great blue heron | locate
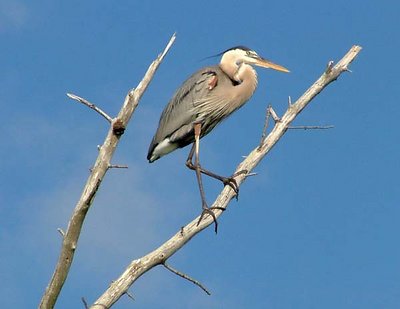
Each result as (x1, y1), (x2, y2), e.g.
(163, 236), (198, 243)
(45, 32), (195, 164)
(148, 46), (289, 232)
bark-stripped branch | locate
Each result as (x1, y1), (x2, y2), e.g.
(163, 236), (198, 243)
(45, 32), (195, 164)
(67, 93), (113, 123)
(90, 45), (362, 308)
(39, 33), (176, 309)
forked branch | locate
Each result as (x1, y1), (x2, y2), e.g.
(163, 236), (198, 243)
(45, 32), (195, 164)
(90, 46), (362, 308)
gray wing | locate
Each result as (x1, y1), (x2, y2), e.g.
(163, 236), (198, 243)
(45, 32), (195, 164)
(148, 66), (221, 158)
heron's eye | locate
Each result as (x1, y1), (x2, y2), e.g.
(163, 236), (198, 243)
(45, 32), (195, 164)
(246, 50), (257, 58)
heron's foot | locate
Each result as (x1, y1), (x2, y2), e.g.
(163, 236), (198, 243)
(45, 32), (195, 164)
(222, 169), (248, 199)
(197, 205), (225, 234)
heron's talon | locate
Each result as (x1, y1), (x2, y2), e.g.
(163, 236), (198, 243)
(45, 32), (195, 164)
(197, 206), (225, 233)
(222, 176), (240, 196)
(223, 169), (248, 198)
(197, 208), (218, 233)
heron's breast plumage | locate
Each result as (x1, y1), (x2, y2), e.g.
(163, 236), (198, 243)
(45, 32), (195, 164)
(192, 65), (258, 136)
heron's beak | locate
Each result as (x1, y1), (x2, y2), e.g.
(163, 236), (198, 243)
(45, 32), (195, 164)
(254, 57), (290, 73)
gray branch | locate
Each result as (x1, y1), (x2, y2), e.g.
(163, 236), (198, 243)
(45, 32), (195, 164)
(288, 125), (334, 130)
(90, 45), (362, 308)
(108, 164), (129, 169)
(39, 33), (176, 309)
(163, 262), (211, 295)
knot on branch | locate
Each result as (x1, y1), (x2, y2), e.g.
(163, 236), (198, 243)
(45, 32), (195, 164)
(112, 119), (126, 136)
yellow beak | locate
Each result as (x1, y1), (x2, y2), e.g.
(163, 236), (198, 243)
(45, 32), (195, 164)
(254, 57), (290, 73)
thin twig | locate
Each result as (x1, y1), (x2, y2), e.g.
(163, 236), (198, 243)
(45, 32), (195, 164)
(288, 96), (292, 107)
(125, 291), (135, 301)
(288, 125), (334, 130)
(108, 164), (129, 169)
(57, 228), (65, 237)
(325, 60), (335, 74)
(268, 106), (281, 122)
(259, 105), (281, 149)
(259, 105), (271, 147)
(67, 93), (113, 123)
(81, 297), (89, 309)
(163, 262), (211, 295)
(246, 172), (258, 177)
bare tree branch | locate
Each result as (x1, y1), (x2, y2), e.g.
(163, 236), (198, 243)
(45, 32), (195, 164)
(56, 228), (65, 237)
(67, 93), (113, 123)
(39, 33), (176, 309)
(288, 125), (334, 130)
(163, 262), (211, 295)
(108, 164), (129, 169)
(124, 290), (135, 301)
(90, 45), (362, 309)
(267, 105), (281, 123)
(259, 105), (273, 144)
(259, 105), (281, 147)
(82, 297), (89, 309)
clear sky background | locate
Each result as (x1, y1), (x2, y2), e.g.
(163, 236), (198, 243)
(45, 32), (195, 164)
(1, 1), (399, 308)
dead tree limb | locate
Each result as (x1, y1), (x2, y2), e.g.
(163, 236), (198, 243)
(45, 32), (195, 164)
(39, 33), (176, 309)
(66, 93), (113, 123)
(90, 45), (362, 309)
(163, 262), (211, 295)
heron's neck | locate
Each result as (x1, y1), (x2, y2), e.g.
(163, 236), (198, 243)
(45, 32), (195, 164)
(231, 63), (258, 98)
(218, 62), (258, 111)
(220, 58), (257, 85)
(235, 63), (258, 87)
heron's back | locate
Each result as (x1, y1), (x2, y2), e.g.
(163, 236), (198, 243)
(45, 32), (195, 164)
(147, 64), (257, 162)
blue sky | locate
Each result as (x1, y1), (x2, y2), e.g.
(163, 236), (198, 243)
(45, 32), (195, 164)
(1, 1), (399, 308)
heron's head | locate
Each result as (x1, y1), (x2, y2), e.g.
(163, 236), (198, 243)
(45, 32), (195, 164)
(220, 46), (290, 73)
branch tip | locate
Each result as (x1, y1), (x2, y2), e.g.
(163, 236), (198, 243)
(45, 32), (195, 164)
(246, 172), (258, 177)
(268, 106), (281, 122)
(125, 291), (135, 301)
(108, 164), (129, 169)
(325, 60), (335, 73)
(57, 228), (65, 237)
(288, 125), (334, 130)
(81, 297), (89, 309)
(157, 32), (177, 61)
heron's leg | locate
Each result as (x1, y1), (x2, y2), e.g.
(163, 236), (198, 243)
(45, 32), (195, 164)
(190, 123), (224, 233)
(193, 124), (208, 210)
(185, 143), (196, 168)
(186, 148), (246, 197)
(194, 168), (248, 197)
